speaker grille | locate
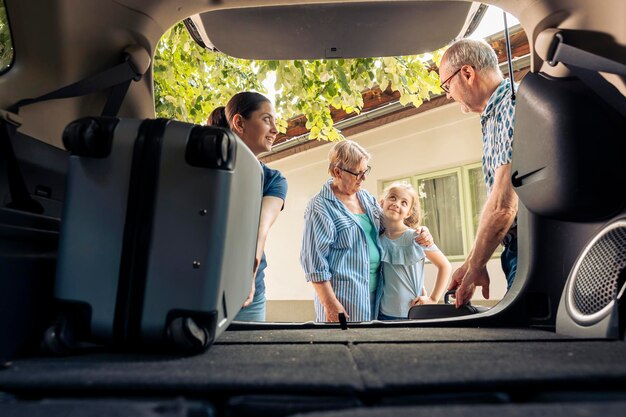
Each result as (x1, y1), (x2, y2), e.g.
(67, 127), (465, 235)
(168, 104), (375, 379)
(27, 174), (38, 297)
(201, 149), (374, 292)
(572, 225), (626, 315)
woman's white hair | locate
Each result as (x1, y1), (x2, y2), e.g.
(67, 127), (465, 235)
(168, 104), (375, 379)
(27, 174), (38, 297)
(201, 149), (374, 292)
(328, 140), (371, 176)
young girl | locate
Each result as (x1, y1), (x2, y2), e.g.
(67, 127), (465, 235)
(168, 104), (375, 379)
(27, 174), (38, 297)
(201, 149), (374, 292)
(378, 182), (451, 320)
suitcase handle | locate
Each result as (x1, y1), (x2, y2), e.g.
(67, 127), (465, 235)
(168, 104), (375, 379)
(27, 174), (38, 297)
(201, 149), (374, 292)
(185, 126), (236, 170)
(444, 289), (456, 305)
(63, 117), (118, 158)
(444, 289), (480, 310)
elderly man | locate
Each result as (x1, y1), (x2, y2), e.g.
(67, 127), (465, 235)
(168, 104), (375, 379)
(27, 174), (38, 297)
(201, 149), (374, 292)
(438, 38), (518, 307)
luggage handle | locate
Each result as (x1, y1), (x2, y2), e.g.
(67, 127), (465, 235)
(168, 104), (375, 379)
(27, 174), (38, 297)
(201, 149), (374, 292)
(443, 289), (479, 309)
(185, 126), (236, 171)
(63, 117), (119, 158)
(444, 289), (456, 305)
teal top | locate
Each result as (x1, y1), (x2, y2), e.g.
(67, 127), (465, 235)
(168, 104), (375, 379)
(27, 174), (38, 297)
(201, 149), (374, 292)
(355, 213), (381, 293)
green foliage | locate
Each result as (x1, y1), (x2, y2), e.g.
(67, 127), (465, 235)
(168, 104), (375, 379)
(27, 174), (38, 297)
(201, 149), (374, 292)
(0, 1), (14, 73)
(154, 23), (265, 125)
(154, 22), (444, 141)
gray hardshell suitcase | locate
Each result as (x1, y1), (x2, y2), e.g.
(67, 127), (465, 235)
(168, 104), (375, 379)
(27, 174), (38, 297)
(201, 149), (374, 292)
(45, 117), (262, 353)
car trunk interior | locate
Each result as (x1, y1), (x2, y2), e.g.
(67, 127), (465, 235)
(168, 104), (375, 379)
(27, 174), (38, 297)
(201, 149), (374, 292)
(1, 0), (625, 416)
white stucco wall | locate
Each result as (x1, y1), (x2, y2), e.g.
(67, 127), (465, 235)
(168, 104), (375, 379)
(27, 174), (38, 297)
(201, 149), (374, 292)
(263, 102), (507, 311)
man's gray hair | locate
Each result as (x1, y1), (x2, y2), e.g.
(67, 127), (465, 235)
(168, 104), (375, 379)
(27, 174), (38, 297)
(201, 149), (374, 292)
(443, 38), (502, 76)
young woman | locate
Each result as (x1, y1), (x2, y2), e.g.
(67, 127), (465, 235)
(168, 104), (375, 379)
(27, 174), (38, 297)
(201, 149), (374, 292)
(208, 93), (287, 321)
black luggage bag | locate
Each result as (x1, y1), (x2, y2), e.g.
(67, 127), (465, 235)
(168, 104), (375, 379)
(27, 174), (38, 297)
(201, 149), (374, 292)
(408, 290), (488, 319)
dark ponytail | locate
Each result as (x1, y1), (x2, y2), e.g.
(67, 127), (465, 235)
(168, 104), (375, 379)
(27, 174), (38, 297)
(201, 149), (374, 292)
(208, 106), (228, 128)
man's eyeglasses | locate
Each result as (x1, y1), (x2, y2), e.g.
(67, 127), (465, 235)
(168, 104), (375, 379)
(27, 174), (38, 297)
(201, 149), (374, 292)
(439, 67), (463, 93)
(339, 165), (371, 180)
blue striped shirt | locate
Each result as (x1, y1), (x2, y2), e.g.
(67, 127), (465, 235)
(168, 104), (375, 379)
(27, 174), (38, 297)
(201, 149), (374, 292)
(300, 179), (383, 322)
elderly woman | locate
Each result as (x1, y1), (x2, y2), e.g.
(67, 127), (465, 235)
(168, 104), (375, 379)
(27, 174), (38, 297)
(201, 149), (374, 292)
(300, 140), (432, 322)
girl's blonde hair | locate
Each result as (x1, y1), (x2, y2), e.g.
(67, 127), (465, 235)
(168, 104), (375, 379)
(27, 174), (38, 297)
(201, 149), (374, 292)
(383, 182), (422, 228)
(328, 140), (371, 176)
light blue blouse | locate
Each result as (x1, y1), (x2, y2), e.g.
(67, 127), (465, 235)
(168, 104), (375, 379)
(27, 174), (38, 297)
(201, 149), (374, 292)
(379, 229), (440, 318)
(300, 179), (383, 322)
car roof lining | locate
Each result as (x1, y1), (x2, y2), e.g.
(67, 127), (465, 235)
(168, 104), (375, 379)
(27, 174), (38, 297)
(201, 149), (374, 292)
(191, 1), (480, 60)
(2, 0), (625, 153)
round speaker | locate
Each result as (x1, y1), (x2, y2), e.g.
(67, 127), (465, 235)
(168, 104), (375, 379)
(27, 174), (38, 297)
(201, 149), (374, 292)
(565, 220), (626, 326)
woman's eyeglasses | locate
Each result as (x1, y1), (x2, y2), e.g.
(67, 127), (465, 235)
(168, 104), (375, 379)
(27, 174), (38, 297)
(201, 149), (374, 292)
(339, 165), (371, 180)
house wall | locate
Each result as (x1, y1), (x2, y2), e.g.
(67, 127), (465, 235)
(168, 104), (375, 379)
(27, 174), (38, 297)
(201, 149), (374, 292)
(263, 102), (507, 322)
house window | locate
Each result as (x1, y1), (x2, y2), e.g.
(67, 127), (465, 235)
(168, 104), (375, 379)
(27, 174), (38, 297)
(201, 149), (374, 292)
(0, 0), (14, 74)
(464, 164), (487, 239)
(415, 169), (466, 258)
(382, 162), (498, 261)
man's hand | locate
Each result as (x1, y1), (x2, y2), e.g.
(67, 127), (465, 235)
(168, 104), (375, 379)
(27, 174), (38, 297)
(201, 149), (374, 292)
(448, 263), (467, 293)
(415, 226), (434, 247)
(448, 264), (490, 308)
